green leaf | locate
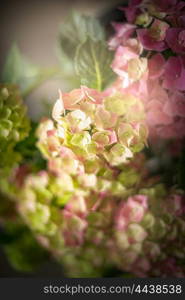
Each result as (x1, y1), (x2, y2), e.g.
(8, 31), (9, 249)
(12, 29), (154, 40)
(58, 11), (106, 89)
(59, 11), (105, 60)
(83, 15), (105, 42)
(2, 44), (58, 97)
(75, 37), (115, 91)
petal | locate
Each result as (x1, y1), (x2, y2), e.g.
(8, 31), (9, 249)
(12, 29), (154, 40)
(137, 28), (167, 51)
(148, 53), (165, 79)
(52, 93), (64, 121)
(163, 56), (182, 90)
(166, 28), (185, 54)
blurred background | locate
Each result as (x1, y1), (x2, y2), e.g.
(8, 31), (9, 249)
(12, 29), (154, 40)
(0, 0), (124, 120)
(0, 0), (126, 277)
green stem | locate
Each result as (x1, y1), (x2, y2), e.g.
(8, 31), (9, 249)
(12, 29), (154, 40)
(90, 42), (102, 91)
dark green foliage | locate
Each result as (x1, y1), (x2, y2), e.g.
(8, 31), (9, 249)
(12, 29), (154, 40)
(1, 222), (49, 272)
(15, 121), (46, 171)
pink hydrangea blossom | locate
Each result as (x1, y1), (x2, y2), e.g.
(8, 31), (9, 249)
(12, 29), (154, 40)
(166, 28), (185, 54)
(146, 100), (173, 126)
(137, 19), (169, 51)
(164, 92), (185, 117)
(163, 56), (185, 91)
(108, 23), (136, 49)
(115, 195), (148, 230)
(52, 86), (106, 121)
(148, 53), (165, 79)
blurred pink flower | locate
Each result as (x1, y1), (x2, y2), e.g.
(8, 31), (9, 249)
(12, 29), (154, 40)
(146, 100), (172, 126)
(52, 87), (105, 121)
(115, 195), (148, 230)
(137, 19), (169, 51)
(148, 53), (165, 79)
(62, 210), (87, 247)
(163, 56), (185, 91)
(164, 92), (185, 117)
(108, 23), (136, 49)
(166, 28), (185, 54)
(111, 46), (138, 87)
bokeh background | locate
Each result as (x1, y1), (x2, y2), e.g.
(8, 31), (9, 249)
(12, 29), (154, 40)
(0, 0), (125, 277)
(0, 0), (124, 120)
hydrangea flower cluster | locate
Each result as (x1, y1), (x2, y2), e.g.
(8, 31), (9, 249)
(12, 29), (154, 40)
(13, 162), (185, 277)
(38, 86), (147, 167)
(9, 86), (185, 277)
(1, 1), (185, 278)
(0, 84), (30, 172)
(109, 0), (185, 140)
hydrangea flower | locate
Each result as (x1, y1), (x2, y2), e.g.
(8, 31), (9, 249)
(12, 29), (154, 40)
(37, 87), (148, 169)
(2, 0), (185, 279)
(11, 165), (185, 277)
(137, 19), (169, 51)
(3, 81), (183, 277)
(109, 0), (185, 141)
(163, 56), (185, 91)
(108, 23), (136, 50)
(166, 28), (185, 54)
(0, 84), (30, 172)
